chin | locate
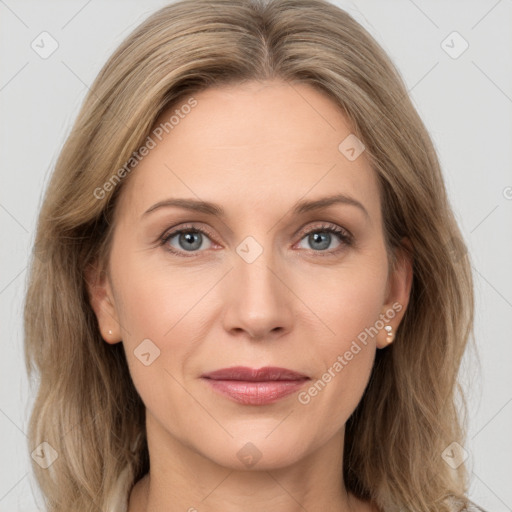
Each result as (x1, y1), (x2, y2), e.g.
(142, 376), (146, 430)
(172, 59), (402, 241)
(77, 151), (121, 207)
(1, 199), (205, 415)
(195, 431), (313, 471)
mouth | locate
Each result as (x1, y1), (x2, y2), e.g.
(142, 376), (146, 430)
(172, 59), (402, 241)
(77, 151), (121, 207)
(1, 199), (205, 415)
(200, 366), (310, 405)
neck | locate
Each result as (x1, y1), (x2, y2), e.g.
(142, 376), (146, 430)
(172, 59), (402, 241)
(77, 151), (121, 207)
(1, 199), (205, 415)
(128, 414), (373, 512)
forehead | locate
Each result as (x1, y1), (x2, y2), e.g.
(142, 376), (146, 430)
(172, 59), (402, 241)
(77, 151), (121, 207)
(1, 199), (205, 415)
(117, 80), (381, 222)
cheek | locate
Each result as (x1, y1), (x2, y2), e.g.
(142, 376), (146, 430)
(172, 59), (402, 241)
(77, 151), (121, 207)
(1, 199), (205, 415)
(112, 249), (220, 339)
(292, 254), (388, 432)
(110, 253), (221, 393)
(113, 261), (207, 422)
(302, 253), (389, 350)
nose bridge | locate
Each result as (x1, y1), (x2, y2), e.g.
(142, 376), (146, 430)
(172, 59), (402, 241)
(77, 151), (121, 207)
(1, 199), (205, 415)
(222, 233), (293, 339)
(234, 235), (283, 308)
(236, 240), (278, 296)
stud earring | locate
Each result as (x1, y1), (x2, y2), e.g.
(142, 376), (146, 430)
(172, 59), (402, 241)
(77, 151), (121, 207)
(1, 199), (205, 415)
(108, 329), (113, 335)
(384, 325), (394, 344)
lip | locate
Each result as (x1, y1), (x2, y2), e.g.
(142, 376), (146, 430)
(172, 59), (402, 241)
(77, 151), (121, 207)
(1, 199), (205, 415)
(201, 366), (310, 405)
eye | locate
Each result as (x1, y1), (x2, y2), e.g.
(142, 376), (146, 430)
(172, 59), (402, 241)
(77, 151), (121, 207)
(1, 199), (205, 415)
(296, 223), (353, 255)
(160, 224), (215, 257)
(159, 222), (353, 257)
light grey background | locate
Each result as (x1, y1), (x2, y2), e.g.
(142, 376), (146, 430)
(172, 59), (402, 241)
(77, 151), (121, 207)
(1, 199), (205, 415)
(1, 0), (511, 510)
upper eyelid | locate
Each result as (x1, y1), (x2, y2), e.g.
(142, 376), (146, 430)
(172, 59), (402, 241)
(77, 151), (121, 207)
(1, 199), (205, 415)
(162, 223), (216, 241)
(296, 222), (350, 237)
(161, 221), (351, 247)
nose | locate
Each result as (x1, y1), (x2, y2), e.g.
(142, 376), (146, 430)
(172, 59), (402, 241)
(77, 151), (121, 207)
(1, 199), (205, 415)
(221, 246), (294, 341)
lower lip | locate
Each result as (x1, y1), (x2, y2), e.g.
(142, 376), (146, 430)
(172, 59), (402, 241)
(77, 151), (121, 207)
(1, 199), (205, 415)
(202, 378), (309, 405)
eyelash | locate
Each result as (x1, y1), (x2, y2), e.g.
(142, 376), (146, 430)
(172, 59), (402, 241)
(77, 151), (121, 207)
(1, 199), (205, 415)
(159, 222), (353, 258)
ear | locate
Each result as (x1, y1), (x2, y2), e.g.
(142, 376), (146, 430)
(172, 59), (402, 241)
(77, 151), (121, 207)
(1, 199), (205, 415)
(84, 262), (122, 344)
(377, 237), (413, 349)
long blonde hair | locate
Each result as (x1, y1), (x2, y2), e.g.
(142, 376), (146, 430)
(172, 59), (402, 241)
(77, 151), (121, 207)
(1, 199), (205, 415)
(24, 0), (478, 510)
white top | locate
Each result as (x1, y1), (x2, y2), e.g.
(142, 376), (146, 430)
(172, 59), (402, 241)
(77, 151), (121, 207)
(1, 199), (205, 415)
(104, 466), (131, 512)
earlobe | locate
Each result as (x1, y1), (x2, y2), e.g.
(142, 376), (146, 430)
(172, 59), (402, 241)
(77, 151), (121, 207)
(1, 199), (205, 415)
(84, 263), (122, 344)
(378, 238), (414, 349)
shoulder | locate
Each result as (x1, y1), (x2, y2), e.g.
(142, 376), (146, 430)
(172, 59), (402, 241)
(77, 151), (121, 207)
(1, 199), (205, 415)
(464, 503), (489, 512)
(466, 503), (489, 512)
(448, 495), (490, 512)
(104, 466), (132, 512)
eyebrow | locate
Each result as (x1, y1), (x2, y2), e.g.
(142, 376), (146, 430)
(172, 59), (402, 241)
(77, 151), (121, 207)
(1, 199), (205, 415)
(142, 193), (369, 220)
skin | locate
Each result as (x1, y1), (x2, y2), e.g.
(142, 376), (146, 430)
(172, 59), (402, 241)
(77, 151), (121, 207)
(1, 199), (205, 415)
(87, 79), (413, 512)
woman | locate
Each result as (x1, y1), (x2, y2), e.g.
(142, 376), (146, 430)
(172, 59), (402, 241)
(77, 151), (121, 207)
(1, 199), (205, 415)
(24, 0), (487, 511)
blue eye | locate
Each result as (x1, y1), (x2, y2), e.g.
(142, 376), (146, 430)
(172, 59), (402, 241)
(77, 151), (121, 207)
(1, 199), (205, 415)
(159, 223), (353, 257)
(299, 230), (340, 251)
(161, 227), (213, 254)
(297, 224), (353, 254)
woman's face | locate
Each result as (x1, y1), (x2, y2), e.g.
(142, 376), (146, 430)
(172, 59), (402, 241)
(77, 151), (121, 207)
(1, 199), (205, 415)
(89, 79), (411, 472)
